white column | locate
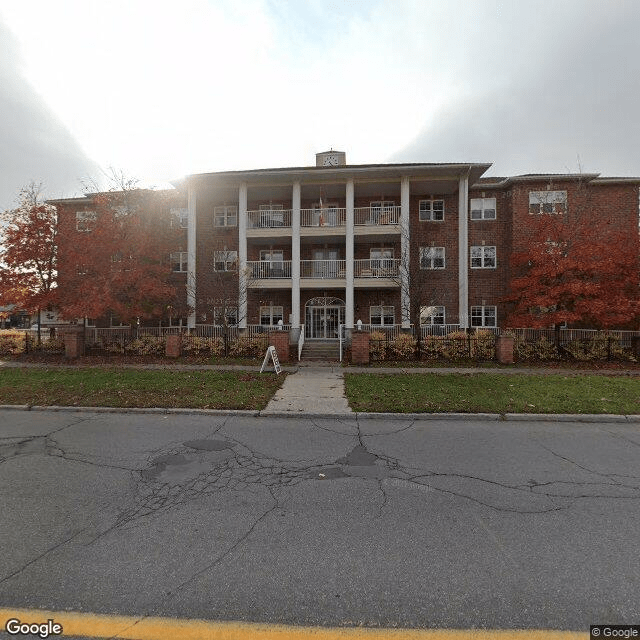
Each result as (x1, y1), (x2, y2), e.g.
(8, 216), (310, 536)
(345, 179), (355, 329)
(291, 182), (301, 329)
(458, 173), (469, 329)
(187, 184), (197, 329)
(238, 182), (248, 329)
(400, 177), (411, 328)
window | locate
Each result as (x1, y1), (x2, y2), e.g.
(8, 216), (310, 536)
(260, 305), (284, 326)
(171, 251), (188, 272)
(470, 246), (496, 268)
(260, 250), (285, 276)
(112, 205), (131, 218)
(76, 210), (96, 232)
(213, 306), (237, 326)
(419, 199), (444, 221)
(171, 207), (188, 228)
(370, 306), (395, 326)
(213, 250), (237, 272)
(471, 306), (496, 328)
(529, 191), (567, 214)
(370, 247), (394, 270)
(214, 205), (238, 227)
(470, 198), (496, 220)
(420, 246), (445, 269)
(420, 305), (445, 325)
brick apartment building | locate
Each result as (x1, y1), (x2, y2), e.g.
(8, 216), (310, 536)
(52, 151), (640, 341)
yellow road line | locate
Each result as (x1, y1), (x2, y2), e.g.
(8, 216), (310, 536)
(0, 608), (587, 640)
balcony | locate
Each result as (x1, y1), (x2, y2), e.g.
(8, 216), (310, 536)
(247, 209), (292, 229)
(354, 258), (400, 278)
(301, 259), (346, 279)
(248, 260), (292, 279)
(300, 208), (346, 227)
(245, 206), (400, 238)
(354, 205), (400, 226)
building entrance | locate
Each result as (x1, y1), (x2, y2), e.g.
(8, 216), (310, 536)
(305, 297), (345, 339)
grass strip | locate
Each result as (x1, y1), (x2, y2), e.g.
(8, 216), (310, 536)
(0, 368), (284, 410)
(344, 372), (640, 414)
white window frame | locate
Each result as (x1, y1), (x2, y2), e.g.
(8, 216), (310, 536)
(213, 306), (238, 326)
(260, 305), (284, 326)
(420, 305), (446, 326)
(420, 246), (445, 269)
(370, 247), (394, 269)
(470, 197), (496, 220)
(529, 191), (567, 215)
(470, 246), (496, 269)
(471, 305), (497, 328)
(213, 250), (238, 272)
(76, 210), (96, 232)
(171, 251), (188, 272)
(369, 305), (395, 326)
(214, 205), (238, 227)
(419, 199), (444, 221)
(171, 207), (188, 229)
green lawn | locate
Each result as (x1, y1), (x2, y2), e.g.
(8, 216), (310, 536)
(0, 368), (284, 410)
(345, 373), (640, 414)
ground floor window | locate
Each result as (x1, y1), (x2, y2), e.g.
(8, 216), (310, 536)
(260, 305), (284, 326)
(213, 306), (238, 326)
(370, 305), (394, 326)
(420, 305), (445, 325)
(471, 305), (496, 327)
(171, 251), (188, 272)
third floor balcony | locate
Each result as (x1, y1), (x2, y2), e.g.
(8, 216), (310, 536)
(245, 205), (400, 238)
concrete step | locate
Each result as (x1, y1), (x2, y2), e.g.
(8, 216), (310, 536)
(300, 340), (340, 362)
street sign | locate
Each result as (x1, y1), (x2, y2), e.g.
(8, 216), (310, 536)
(260, 345), (282, 374)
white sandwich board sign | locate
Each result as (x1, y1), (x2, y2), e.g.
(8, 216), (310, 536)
(260, 345), (282, 374)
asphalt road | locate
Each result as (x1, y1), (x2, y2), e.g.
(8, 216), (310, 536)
(1, 409), (639, 635)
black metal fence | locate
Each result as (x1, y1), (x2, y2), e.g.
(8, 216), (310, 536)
(368, 328), (640, 363)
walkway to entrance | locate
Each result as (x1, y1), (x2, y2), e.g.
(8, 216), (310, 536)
(262, 367), (352, 415)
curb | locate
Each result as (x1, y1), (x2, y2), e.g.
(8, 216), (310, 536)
(0, 405), (638, 423)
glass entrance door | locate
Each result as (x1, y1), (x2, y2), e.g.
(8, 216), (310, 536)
(305, 297), (345, 339)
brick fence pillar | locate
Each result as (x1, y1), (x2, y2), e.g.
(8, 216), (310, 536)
(63, 329), (84, 359)
(269, 331), (290, 363)
(351, 331), (370, 365)
(495, 335), (515, 365)
(165, 334), (182, 358)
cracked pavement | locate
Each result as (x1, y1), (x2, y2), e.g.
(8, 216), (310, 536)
(1, 409), (639, 632)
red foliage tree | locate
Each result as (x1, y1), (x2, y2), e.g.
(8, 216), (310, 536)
(505, 195), (640, 329)
(0, 184), (58, 324)
(56, 190), (182, 324)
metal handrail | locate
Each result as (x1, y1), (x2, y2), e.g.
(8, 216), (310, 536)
(298, 324), (305, 361)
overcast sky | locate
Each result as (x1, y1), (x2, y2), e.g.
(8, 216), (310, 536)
(1, 0), (638, 211)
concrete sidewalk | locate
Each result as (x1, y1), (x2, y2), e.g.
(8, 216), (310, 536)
(262, 367), (352, 414)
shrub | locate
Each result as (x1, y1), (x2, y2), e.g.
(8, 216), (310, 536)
(473, 329), (496, 360)
(390, 333), (417, 359)
(229, 336), (269, 358)
(0, 330), (25, 356)
(182, 336), (224, 357)
(123, 336), (165, 356)
(515, 336), (560, 361)
(369, 331), (387, 361)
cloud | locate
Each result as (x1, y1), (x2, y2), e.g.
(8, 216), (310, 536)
(393, 1), (640, 176)
(0, 20), (99, 209)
